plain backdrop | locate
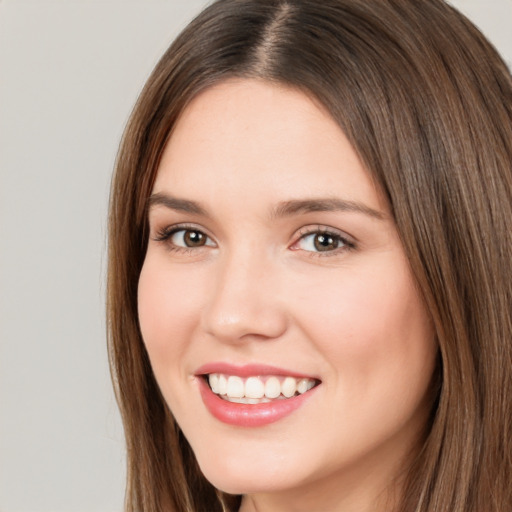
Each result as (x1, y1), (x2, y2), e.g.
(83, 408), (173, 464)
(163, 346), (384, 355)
(0, 1), (510, 511)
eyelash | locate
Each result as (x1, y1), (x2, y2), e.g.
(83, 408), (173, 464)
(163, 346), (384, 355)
(152, 224), (356, 257)
(153, 223), (213, 254)
(293, 226), (356, 257)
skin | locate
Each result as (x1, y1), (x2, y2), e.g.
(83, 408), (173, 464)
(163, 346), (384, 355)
(138, 79), (438, 512)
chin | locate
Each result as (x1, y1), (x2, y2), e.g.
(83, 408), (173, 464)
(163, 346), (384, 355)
(195, 446), (303, 496)
(203, 473), (294, 497)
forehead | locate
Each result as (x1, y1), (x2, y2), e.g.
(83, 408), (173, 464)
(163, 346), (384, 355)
(153, 79), (384, 212)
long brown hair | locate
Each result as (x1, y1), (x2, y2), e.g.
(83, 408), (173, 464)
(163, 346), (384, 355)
(107, 1), (512, 510)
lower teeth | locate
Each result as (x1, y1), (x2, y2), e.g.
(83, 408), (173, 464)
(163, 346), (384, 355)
(219, 394), (292, 404)
(223, 396), (272, 404)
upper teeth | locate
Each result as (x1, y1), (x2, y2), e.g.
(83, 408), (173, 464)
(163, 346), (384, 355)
(208, 374), (316, 401)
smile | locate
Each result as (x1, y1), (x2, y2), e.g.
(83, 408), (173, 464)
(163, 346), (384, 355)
(207, 374), (318, 404)
(195, 364), (321, 427)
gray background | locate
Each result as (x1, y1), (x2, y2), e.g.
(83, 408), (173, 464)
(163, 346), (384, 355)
(0, 1), (510, 511)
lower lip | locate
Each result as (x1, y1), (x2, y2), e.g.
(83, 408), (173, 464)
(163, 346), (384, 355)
(198, 378), (317, 427)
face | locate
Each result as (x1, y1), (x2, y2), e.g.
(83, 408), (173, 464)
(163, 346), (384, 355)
(138, 80), (437, 510)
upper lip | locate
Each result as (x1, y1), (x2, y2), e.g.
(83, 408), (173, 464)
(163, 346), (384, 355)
(195, 362), (319, 380)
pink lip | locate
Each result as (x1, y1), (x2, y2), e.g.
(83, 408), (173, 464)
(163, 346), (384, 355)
(195, 362), (320, 428)
(195, 362), (317, 379)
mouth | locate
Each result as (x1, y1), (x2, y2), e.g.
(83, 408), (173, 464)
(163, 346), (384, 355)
(195, 363), (321, 426)
(204, 373), (319, 404)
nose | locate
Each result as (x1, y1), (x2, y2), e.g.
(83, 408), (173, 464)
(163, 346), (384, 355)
(200, 248), (288, 344)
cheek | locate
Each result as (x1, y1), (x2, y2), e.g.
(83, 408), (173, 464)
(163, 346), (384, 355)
(289, 256), (435, 384)
(286, 258), (437, 464)
(137, 256), (204, 367)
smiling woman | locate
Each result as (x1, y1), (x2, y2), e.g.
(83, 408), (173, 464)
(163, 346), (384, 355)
(107, 1), (512, 512)
(137, 80), (437, 509)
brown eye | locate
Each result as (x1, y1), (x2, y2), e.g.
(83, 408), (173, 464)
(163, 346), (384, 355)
(183, 230), (206, 247)
(169, 229), (214, 249)
(313, 233), (339, 252)
(295, 231), (351, 253)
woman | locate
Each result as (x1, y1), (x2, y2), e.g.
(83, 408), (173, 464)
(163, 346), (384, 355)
(107, 1), (512, 511)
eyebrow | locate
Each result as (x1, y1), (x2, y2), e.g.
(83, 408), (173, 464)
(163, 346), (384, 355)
(270, 198), (387, 220)
(148, 192), (386, 221)
(148, 192), (208, 216)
